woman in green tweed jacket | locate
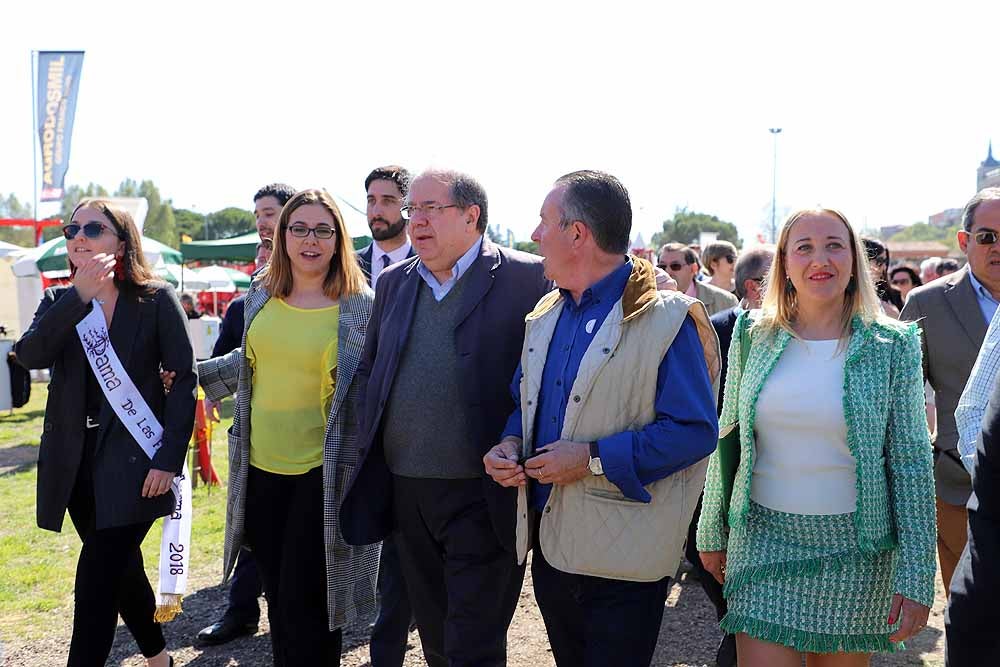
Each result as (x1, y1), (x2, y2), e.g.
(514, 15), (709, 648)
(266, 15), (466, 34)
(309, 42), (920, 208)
(696, 208), (937, 665)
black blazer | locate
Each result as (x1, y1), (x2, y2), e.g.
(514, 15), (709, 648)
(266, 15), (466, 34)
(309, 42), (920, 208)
(945, 365), (1000, 662)
(212, 294), (245, 357)
(15, 284), (197, 532)
(710, 306), (740, 416)
(355, 241), (417, 286)
(340, 239), (549, 551)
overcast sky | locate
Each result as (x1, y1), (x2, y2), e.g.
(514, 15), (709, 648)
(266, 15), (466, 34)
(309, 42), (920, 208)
(3, 1), (999, 246)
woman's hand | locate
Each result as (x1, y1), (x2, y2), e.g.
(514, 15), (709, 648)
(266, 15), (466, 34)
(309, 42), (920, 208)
(700, 550), (727, 584)
(73, 253), (117, 302)
(142, 468), (175, 498)
(888, 594), (930, 642)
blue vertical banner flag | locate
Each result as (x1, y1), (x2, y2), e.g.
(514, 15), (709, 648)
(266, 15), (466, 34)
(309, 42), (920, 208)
(36, 51), (85, 202)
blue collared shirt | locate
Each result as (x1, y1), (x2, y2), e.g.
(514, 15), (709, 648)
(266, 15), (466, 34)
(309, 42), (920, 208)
(966, 269), (999, 326)
(415, 236), (483, 301)
(502, 259), (718, 511)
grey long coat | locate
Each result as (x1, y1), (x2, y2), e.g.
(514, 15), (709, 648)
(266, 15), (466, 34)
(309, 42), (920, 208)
(198, 281), (378, 630)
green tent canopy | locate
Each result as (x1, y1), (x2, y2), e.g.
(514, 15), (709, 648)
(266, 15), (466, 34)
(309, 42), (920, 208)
(182, 232), (373, 261)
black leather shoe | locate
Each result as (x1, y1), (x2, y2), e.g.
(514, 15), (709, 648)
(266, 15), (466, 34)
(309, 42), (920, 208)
(196, 618), (258, 645)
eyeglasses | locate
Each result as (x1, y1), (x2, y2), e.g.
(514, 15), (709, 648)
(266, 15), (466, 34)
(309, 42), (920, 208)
(657, 261), (692, 272)
(400, 203), (460, 220)
(970, 230), (1000, 246)
(284, 223), (336, 239)
(62, 222), (118, 240)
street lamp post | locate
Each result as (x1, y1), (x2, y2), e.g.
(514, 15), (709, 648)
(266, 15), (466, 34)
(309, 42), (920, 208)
(769, 128), (782, 243)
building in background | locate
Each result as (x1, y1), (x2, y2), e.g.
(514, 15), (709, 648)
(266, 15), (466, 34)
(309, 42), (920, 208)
(978, 142), (1000, 191)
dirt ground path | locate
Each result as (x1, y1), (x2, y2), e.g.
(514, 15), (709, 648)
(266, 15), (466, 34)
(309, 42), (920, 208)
(1, 557), (946, 666)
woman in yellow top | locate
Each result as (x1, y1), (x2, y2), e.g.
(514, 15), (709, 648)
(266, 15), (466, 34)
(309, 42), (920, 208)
(199, 189), (377, 666)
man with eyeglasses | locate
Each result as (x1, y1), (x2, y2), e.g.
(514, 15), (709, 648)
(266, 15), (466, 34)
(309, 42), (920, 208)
(901, 186), (1000, 601)
(195, 183), (295, 647)
(341, 169), (550, 667)
(657, 243), (737, 316)
(355, 166), (417, 667)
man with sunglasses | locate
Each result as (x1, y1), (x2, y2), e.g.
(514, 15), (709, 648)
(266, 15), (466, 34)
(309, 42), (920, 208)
(901, 186), (1000, 600)
(196, 183), (294, 647)
(657, 243), (737, 316)
(341, 169), (550, 667)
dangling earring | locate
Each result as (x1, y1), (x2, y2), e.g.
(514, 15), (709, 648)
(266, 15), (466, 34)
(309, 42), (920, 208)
(114, 258), (125, 282)
(785, 276), (796, 293)
(845, 276), (857, 294)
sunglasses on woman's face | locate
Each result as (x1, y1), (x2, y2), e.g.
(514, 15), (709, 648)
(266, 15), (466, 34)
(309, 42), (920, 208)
(62, 222), (116, 240)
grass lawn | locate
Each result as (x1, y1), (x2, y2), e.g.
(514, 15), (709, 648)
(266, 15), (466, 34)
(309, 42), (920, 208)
(0, 384), (233, 643)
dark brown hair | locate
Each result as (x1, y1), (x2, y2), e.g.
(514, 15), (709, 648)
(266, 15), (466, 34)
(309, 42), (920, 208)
(68, 198), (156, 292)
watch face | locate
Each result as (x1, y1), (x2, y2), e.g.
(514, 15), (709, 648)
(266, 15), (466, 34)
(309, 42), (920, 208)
(589, 457), (603, 475)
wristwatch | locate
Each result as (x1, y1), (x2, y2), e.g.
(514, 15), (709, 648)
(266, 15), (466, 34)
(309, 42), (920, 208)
(588, 441), (604, 476)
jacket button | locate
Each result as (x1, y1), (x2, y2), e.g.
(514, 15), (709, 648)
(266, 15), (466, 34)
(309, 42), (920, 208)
(573, 395), (581, 403)
(128, 456), (137, 463)
(602, 348), (610, 354)
(44, 422), (53, 433)
(544, 506), (551, 514)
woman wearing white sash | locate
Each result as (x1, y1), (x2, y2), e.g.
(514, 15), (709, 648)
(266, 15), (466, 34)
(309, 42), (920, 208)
(198, 189), (378, 665)
(15, 199), (196, 667)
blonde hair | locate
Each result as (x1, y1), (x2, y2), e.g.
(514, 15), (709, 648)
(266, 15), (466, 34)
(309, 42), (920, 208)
(757, 208), (887, 340)
(260, 189), (367, 300)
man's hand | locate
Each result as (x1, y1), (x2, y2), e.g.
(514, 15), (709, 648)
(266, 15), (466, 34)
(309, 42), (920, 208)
(160, 369), (176, 393)
(142, 468), (175, 498)
(888, 594), (930, 642)
(484, 438), (525, 487)
(700, 550), (727, 584)
(524, 440), (591, 486)
(205, 398), (222, 423)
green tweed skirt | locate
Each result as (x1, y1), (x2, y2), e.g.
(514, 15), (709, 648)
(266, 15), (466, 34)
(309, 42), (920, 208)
(721, 501), (902, 654)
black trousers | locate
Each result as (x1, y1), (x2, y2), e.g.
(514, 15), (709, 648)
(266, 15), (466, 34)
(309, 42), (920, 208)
(685, 493), (736, 667)
(370, 533), (414, 667)
(392, 475), (525, 667)
(224, 546), (262, 625)
(531, 515), (671, 667)
(945, 522), (1000, 666)
(245, 465), (342, 667)
(66, 429), (165, 666)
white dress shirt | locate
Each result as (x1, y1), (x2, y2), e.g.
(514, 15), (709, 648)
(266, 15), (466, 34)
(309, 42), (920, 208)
(955, 303), (1000, 475)
(371, 240), (412, 289)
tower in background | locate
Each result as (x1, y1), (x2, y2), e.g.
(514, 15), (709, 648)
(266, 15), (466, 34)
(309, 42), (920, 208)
(978, 142), (1000, 191)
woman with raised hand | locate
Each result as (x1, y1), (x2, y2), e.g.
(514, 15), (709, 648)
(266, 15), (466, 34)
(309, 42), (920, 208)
(15, 198), (196, 667)
(697, 208), (937, 666)
(198, 189), (377, 666)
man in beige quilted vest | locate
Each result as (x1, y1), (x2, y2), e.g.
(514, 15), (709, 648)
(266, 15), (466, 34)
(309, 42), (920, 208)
(484, 170), (721, 667)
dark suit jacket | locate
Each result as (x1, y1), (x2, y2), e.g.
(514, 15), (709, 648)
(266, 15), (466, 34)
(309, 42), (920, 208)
(340, 239), (549, 551)
(212, 294), (245, 357)
(15, 284), (197, 532)
(945, 361), (1000, 663)
(710, 306), (740, 416)
(900, 266), (983, 505)
(356, 241), (417, 286)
